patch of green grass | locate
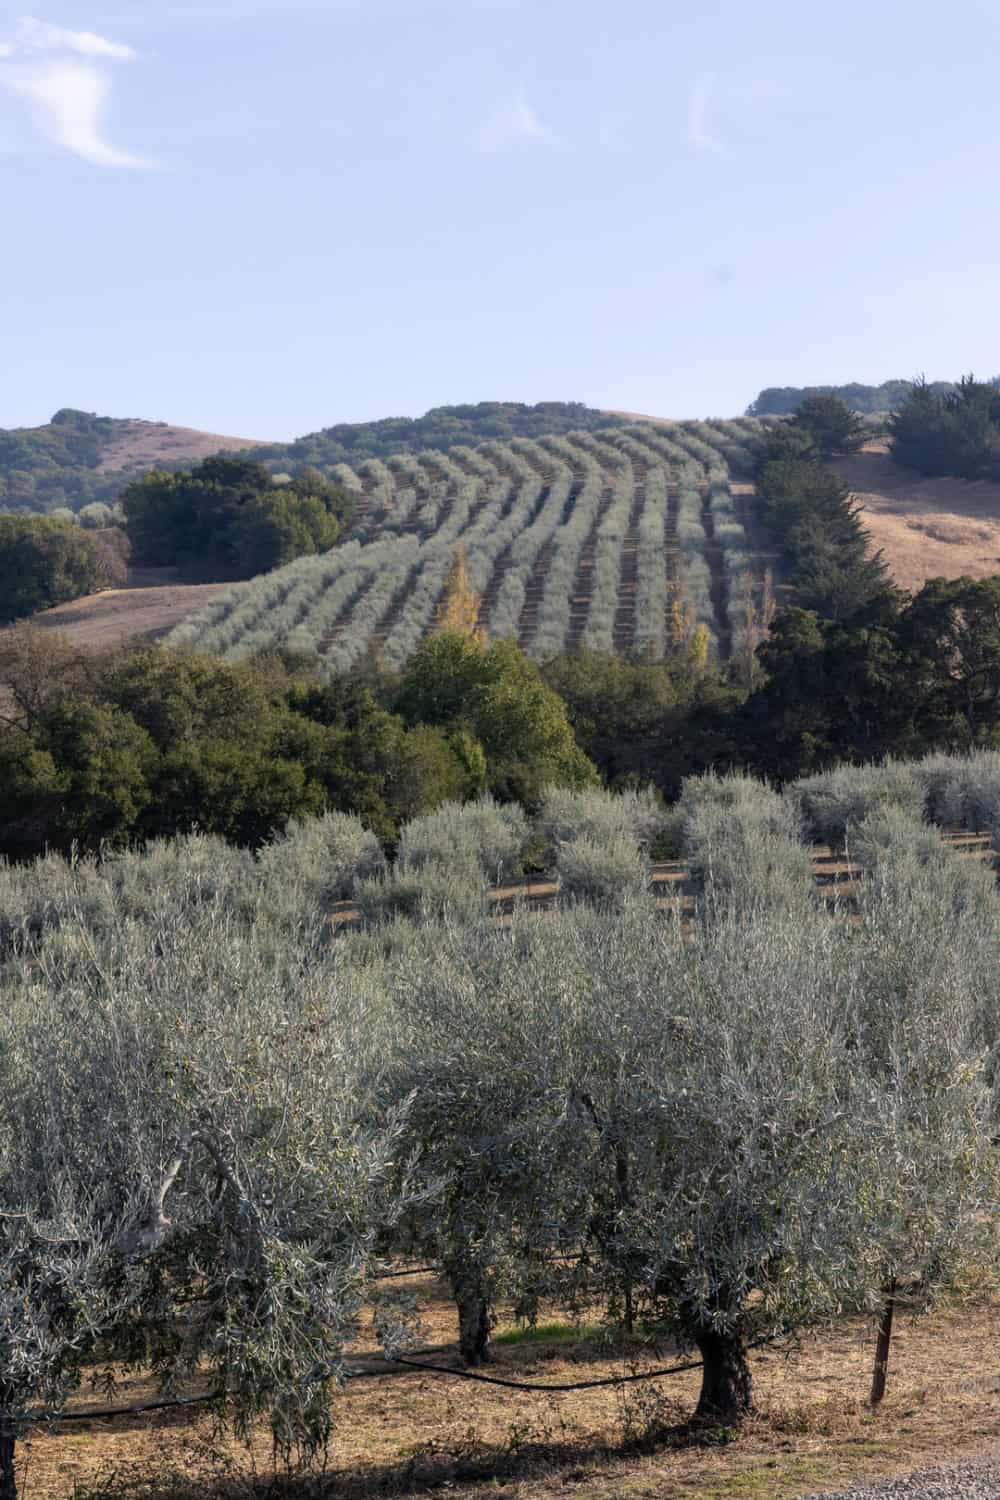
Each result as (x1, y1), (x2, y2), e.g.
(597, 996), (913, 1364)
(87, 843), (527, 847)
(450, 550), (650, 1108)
(494, 1321), (590, 1346)
(691, 1456), (834, 1498)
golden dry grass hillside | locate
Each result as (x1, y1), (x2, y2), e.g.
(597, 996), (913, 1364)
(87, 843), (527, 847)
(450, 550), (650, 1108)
(833, 442), (1000, 593)
(93, 419), (268, 474)
(25, 574), (231, 650)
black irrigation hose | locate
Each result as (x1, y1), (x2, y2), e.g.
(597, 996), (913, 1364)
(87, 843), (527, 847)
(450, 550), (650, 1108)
(21, 1392), (222, 1426)
(18, 1332), (786, 1427)
(17, 1355), (701, 1427)
(385, 1353), (704, 1391)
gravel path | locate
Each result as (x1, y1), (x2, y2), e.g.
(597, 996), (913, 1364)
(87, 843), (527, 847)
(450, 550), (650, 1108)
(799, 1454), (1000, 1498)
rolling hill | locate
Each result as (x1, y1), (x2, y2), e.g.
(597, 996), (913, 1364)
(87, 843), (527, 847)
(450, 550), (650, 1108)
(164, 419), (776, 670)
(0, 402), (626, 516)
(0, 407), (267, 513)
(15, 398), (1000, 663)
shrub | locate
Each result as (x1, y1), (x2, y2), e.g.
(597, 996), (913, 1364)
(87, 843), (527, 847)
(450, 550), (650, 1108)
(355, 858), (487, 925)
(678, 770), (799, 842)
(556, 832), (650, 910)
(89, 527), (131, 589)
(855, 805), (999, 924)
(257, 811), (385, 911)
(684, 799), (815, 920)
(395, 796), (530, 884)
(0, 851), (115, 959)
(918, 750), (1000, 831)
(539, 785), (668, 854)
(104, 833), (255, 920)
(792, 761), (926, 847)
(0, 515), (103, 623)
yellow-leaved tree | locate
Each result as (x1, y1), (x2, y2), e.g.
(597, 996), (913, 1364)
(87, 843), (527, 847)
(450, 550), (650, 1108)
(434, 546), (487, 644)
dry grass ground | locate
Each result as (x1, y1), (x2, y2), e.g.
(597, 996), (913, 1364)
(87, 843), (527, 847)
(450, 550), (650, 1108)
(25, 577), (230, 651)
(832, 443), (1000, 594)
(94, 421), (266, 475)
(17, 1275), (1000, 1500)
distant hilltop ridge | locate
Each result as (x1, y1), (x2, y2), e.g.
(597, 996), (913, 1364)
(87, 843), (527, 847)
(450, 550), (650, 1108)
(0, 402), (629, 516)
(7, 384), (999, 517)
(0, 408), (268, 514)
(748, 376), (1000, 416)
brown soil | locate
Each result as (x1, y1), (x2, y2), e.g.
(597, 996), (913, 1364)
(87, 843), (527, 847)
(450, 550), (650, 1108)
(18, 1277), (1000, 1500)
(94, 420), (268, 474)
(26, 578), (229, 650)
(832, 444), (1000, 593)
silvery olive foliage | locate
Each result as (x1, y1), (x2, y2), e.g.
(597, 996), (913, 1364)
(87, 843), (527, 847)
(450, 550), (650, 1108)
(0, 869), (422, 1498)
(255, 810), (385, 909)
(792, 761), (927, 847)
(395, 795), (530, 884)
(162, 420), (774, 667)
(3, 756), (999, 1488)
(917, 749), (1000, 832)
(540, 786), (673, 909)
(555, 832), (652, 910)
(354, 796), (529, 927)
(540, 784), (670, 852)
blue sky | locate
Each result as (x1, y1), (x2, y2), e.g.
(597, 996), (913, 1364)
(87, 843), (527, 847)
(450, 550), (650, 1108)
(2, 0), (999, 439)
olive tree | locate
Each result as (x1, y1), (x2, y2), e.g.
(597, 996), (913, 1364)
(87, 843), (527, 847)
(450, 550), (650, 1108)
(360, 916), (592, 1364)
(0, 889), (417, 1500)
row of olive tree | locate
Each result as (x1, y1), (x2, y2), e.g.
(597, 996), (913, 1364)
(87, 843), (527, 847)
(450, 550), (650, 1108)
(3, 780), (999, 1495)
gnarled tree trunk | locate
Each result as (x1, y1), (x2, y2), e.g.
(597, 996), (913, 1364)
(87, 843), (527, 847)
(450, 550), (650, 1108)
(0, 1392), (17, 1500)
(693, 1328), (754, 1426)
(870, 1280), (897, 1406)
(445, 1263), (492, 1366)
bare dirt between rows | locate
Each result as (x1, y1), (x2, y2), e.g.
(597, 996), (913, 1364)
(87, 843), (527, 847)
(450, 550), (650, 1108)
(18, 1276), (1000, 1500)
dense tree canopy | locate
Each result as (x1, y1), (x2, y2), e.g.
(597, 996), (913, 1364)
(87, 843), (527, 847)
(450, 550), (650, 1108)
(889, 375), (1000, 479)
(394, 632), (598, 805)
(122, 458), (352, 578)
(790, 394), (867, 458)
(752, 440), (890, 620)
(0, 408), (121, 513)
(0, 515), (105, 623)
(747, 379), (963, 417)
(0, 631), (597, 860)
(249, 402), (629, 474)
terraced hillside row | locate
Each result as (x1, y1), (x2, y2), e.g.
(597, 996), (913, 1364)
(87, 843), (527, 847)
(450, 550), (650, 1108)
(165, 420), (779, 671)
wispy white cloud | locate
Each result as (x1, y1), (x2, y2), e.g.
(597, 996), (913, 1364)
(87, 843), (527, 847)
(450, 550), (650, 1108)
(0, 14), (151, 167)
(15, 16), (137, 59)
(688, 72), (730, 158)
(480, 89), (557, 151)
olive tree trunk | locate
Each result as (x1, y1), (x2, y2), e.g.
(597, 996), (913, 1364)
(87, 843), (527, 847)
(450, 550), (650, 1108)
(446, 1264), (492, 1366)
(693, 1329), (754, 1426)
(455, 1284), (492, 1366)
(0, 1394), (17, 1500)
(869, 1281), (897, 1407)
